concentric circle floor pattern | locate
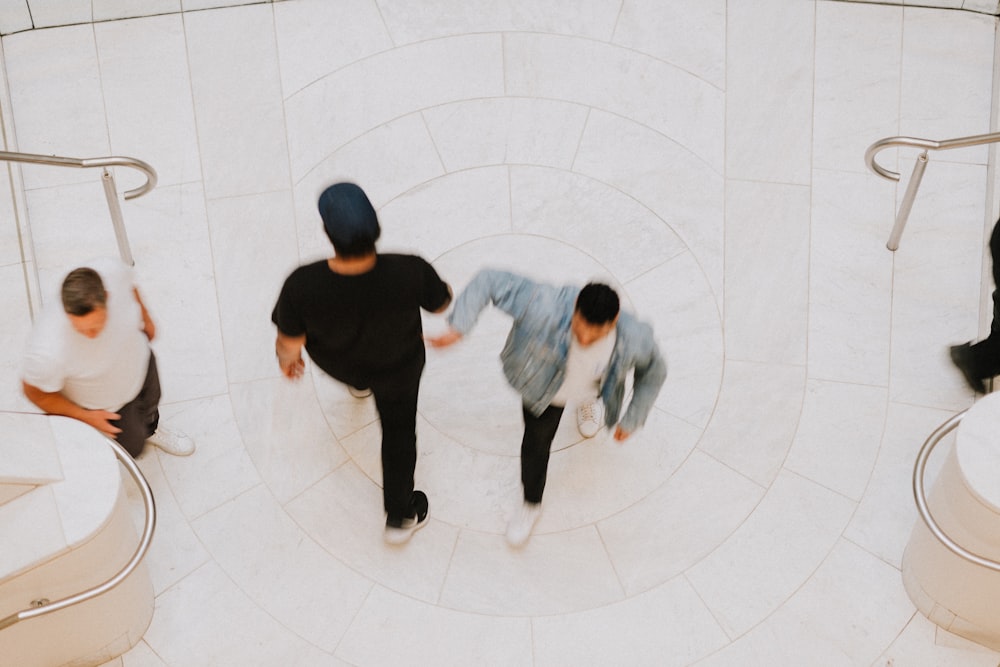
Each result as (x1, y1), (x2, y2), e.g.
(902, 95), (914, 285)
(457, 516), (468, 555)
(1, 2), (998, 665)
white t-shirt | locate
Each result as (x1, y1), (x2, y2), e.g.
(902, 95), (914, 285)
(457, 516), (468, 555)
(551, 330), (616, 407)
(22, 258), (151, 411)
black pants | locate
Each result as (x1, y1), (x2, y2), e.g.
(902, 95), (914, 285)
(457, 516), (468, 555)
(368, 358), (424, 524)
(520, 403), (564, 504)
(970, 218), (1000, 380)
(112, 352), (161, 458)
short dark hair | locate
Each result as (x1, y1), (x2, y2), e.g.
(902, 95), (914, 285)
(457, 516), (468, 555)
(61, 268), (107, 316)
(575, 283), (619, 324)
(318, 182), (381, 258)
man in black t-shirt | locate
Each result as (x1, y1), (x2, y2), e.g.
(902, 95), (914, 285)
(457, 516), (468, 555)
(272, 183), (451, 545)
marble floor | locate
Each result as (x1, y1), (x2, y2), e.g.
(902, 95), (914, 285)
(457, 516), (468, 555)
(2, 1), (1000, 665)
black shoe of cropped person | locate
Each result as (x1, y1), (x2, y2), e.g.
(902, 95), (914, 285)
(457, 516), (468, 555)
(384, 490), (429, 545)
(950, 343), (986, 394)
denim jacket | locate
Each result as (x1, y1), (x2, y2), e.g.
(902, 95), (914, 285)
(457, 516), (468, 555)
(447, 269), (667, 433)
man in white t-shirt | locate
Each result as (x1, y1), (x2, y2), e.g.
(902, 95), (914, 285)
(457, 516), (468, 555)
(428, 272), (666, 546)
(22, 259), (194, 458)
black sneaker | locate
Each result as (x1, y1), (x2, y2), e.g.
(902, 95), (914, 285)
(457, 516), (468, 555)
(384, 490), (429, 545)
(950, 343), (986, 394)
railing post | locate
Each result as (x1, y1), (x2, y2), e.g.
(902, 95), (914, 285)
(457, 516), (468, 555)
(100, 168), (135, 266)
(886, 151), (929, 251)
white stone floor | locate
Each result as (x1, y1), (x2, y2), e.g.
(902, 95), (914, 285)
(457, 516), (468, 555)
(2, 1), (1000, 665)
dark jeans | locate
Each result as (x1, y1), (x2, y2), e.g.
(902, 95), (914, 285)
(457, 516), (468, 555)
(111, 351), (161, 458)
(367, 357), (425, 524)
(520, 403), (565, 504)
(970, 219), (1000, 379)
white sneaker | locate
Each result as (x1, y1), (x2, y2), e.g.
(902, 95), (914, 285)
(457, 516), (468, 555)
(506, 502), (542, 547)
(147, 426), (195, 456)
(577, 399), (604, 438)
(348, 386), (372, 399)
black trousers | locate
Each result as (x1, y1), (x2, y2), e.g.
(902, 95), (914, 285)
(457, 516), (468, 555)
(111, 351), (161, 458)
(520, 403), (565, 504)
(970, 219), (1000, 380)
(368, 357), (424, 524)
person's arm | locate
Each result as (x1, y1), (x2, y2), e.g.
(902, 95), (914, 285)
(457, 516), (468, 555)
(275, 331), (306, 380)
(133, 287), (155, 341)
(22, 381), (122, 436)
(614, 324), (667, 441)
(427, 269), (537, 348)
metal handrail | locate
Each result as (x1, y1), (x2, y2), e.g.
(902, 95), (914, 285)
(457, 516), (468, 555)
(0, 150), (158, 265)
(913, 409), (1000, 572)
(865, 131), (1000, 251)
(0, 436), (157, 631)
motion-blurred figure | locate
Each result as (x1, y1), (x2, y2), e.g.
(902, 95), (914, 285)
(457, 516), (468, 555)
(272, 183), (451, 545)
(428, 269), (665, 546)
(951, 217), (1000, 394)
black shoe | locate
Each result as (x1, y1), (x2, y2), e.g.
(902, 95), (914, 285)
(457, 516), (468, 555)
(384, 490), (429, 545)
(950, 343), (986, 394)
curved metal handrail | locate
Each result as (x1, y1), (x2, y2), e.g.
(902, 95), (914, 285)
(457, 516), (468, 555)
(0, 436), (157, 631)
(0, 150), (157, 199)
(865, 131), (1000, 251)
(913, 409), (1000, 572)
(866, 131), (1000, 182)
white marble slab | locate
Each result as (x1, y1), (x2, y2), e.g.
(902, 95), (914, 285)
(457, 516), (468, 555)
(725, 0), (814, 184)
(423, 98), (588, 172)
(184, 4), (289, 200)
(192, 484), (372, 652)
(626, 253), (724, 429)
(724, 180), (810, 365)
(284, 34), (504, 181)
(613, 0), (725, 89)
(0, 485), (65, 579)
(229, 377), (346, 505)
(0, 0), (31, 35)
(284, 462), (459, 604)
(439, 525), (623, 615)
(336, 585), (531, 667)
(505, 33), (724, 173)
(685, 470), (856, 638)
(93, 0), (179, 21)
(878, 611), (1000, 667)
(377, 0), (620, 44)
(154, 394), (261, 521)
(598, 451), (764, 596)
(900, 8), (994, 166)
(694, 539), (914, 666)
(813, 1), (902, 174)
(141, 561), (336, 666)
(809, 169), (894, 386)
(510, 166), (688, 283)
(23, 0), (88, 28)
(273, 0), (391, 98)
(697, 360), (806, 487)
(533, 577), (729, 667)
(95, 14), (201, 189)
(784, 379), (888, 502)
(2, 25), (110, 190)
(205, 190), (300, 385)
(846, 402), (957, 568)
(572, 110), (725, 311)
(130, 453), (210, 596)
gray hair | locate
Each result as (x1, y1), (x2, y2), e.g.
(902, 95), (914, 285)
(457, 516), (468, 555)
(61, 267), (107, 316)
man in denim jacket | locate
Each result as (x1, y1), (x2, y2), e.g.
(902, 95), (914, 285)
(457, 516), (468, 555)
(428, 269), (666, 546)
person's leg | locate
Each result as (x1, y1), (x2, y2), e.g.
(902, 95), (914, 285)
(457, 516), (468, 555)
(110, 353), (161, 457)
(520, 404), (564, 504)
(967, 219), (1000, 379)
(372, 358), (423, 525)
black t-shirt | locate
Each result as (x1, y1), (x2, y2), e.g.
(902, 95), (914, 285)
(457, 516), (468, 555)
(271, 254), (450, 384)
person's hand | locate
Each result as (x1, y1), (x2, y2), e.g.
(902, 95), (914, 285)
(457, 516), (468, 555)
(84, 409), (122, 436)
(426, 328), (464, 348)
(279, 355), (305, 380)
(613, 426), (631, 442)
(142, 316), (156, 341)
